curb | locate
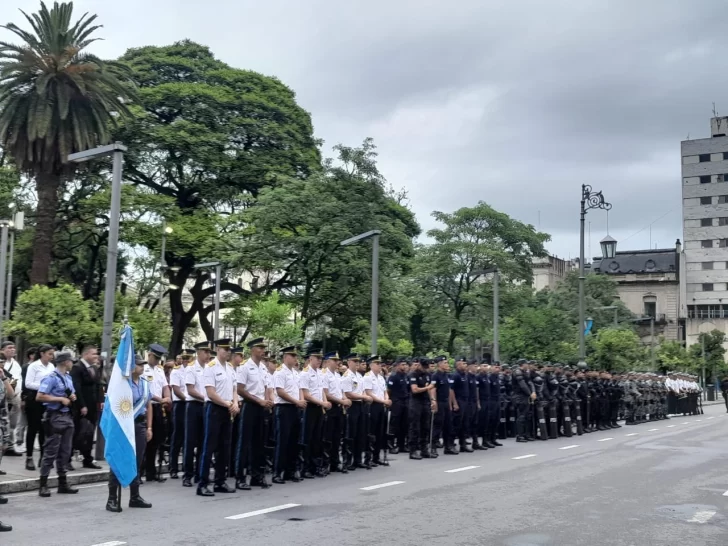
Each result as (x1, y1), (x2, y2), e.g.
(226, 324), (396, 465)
(0, 469), (109, 494)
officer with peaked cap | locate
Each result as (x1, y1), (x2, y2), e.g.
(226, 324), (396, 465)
(342, 353), (370, 470)
(299, 347), (330, 478)
(322, 351), (349, 473)
(168, 350), (192, 479)
(273, 346), (305, 484)
(386, 358), (410, 454)
(408, 358), (437, 459)
(144, 343), (170, 482)
(182, 341), (210, 487)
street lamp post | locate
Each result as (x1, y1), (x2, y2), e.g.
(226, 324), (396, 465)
(579, 184), (611, 368)
(340, 230), (381, 355)
(0, 218), (12, 338)
(195, 262), (222, 340)
(158, 222), (173, 305)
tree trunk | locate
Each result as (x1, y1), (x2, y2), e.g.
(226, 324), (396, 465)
(30, 172), (61, 286)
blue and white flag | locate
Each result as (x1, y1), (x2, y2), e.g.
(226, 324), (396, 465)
(100, 325), (137, 487)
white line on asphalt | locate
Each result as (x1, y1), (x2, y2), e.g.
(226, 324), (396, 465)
(225, 503), (301, 520)
(706, 417), (715, 420)
(559, 445), (580, 450)
(445, 465), (480, 473)
(360, 481), (405, 491)
(597, 438), (613, 442)
(512, 454), (537, 460)
(682, 422), (690, 424)
(695, 420), (702, 422)
(687, 510), (716, 524)
(723, 490), (728, 497)
(648, 428), (659, 431)
(625, 433), (639, 436)
(666, 425), (676, 428)
(90, 542), (127, 546)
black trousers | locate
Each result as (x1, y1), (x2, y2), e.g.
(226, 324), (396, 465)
(301, 404), (324, 473)
(408, 399), (431, 451)
(73, 403), (98, 464)
(237, 402), (267, 479)
(145, 404), (165, 479)
(183, 401), (204, 480)
(514, 396), (529, 437)
(467, 401), (478, 440)
(369, 402), (386, 461)
(347, 402), (364, 465)
(324, 405), (344, 469)
(110, 418), (147, 489)
(274, 404), (300, 476)
(453, 398), (469, 443)
(199, 403), (232, 488)
(169, 401), (186, 473)
(433, 401), (453, 447)
(390, 399), (408, 449)
(25, 396), (45, 459)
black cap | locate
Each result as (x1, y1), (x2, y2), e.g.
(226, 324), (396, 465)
(345, 354), (360, 361)
(420, 358), (432, 367)
(148, 343), (168, 358)
(367, 355), (381, 364)
(135, 356), (147, 366)
(307, 347), (323, 358)
(194, 341), (212, 351)
(324, 352), (341, 361)
(53, 352), (73, 366)
(433, 356), (447, 363)
(246, 337), (267, 349)
(280, 346), (298, 356)
(231, 347), (245, 355)
(214, 338), (232, 350)
(181, 349), (194, 358)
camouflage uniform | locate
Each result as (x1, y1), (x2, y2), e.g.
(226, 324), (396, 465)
(0, 376), (9, 467)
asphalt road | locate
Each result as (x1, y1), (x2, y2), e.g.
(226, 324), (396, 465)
(2, 404), (728, 546)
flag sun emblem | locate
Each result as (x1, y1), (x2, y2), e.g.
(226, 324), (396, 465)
(116, 397), (133, 417)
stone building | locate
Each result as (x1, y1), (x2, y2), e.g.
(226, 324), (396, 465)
(531, 254), (576, 291)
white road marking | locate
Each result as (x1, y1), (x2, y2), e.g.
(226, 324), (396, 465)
(648, 428), (659, 431)
(559, 445), (580, 450)
(625, 433), (639, 437)
(723, 490), (728, 497)
(225, 503), (301, 520)
(695, 420), (702, 422)
(687, 510), (716, 524)
(512, 454), (537, 460)
(666, 425), (676, 428)
(682, 422), (690, 424)
(706, 417), (715, 420)
(597, 438), (613, 442)
(445, 465), (480, 473)
(90, 542), (127, 546)
(359, 481), (405, 491)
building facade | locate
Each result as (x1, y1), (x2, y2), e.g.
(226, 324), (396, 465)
(531, 255), (576, 291)
(681, 116), (728, 350)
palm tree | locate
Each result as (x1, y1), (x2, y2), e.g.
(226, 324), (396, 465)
(0, 1), (134, 285)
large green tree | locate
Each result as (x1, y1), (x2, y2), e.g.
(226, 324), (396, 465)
(0, 1), (135, 285)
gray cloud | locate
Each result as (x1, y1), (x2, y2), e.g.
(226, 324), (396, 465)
(3, 0), (725, 258)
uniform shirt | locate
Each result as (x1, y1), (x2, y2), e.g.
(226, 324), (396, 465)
(467, 372), (478, 402)
(387, 371), (410, 401)
(131, 377), (151, 417)
(323, 368), (344, 401)
(273, 365), (299, 405)
(299, 366), (325, 401)
(203, 358), (237, 403)
(430, 370), (452, 403)
(477, 374), (490, 402)
(451, 370), (470, 401)
(363, 371), (387, 401)
(341, 369), (364, 397)
(149, 364), (168, 402)
(169, 365), (187, 402)
(409, 370), (432, 401)
(185, 360), (206, 403)
(38, 370), (76, 413)
(237, 358), (268, 400)
(25, 360), (55, 391)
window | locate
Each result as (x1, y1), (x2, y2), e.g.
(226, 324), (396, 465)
(703, 283), (714, 291)
(701, 196), (713, 205)
(724, 152), (728, 160)
(723, 174), (728, 182)
(721, 239), (728, 248)
(700, 175), (711, 184)
(721, 217), (728, 226)
(644, 301), (656, 318)
(720, 195), (728, 204)
(703, 262), (714, 270)
(702, 240), (713, 248)
(702, 218), (713, 226)
(700, 154), (711, 162)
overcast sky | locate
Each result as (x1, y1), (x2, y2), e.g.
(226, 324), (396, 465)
(2, 0), (724, 260)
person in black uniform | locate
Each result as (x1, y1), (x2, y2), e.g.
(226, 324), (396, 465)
(386, 358), (410, 454)
(466, 360), (483, 449)
(430, 356), (456, 456)
(476, 362), (490, 449)
(408, 358), (436, 459)
(512, 360), (534, 442)
(486, 363), (503, 447)
(70, 345), (102, 469)
(451, 358), (471, 453)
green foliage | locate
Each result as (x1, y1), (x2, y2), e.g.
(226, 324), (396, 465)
(500, 306), (577, 362)
(655, 340), (692, 373)
(5, 283), (98, 347)
(246, 292), (302, 354)
(588, 328), (647, 372)
(110, 294), (171, 350)
(688, 330), (728, 379)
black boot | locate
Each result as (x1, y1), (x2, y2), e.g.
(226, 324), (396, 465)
(25, 457), (36, 471)
(38, 475), (51, 498)
(0, 521), (11, 532)
(444, 445), (459, 455)
(57, 475), (78, 494)
(236, 475), (251, 490)
(129, 485), (152, 508)
(409, 450), (422, 460)
(106, 485), (122, 513)
(272, 474), (285, 485)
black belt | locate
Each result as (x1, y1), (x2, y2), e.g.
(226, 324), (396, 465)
(134, 416), (147, 424)
(173, 400), (186, 404)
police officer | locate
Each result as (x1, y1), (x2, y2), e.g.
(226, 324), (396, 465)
(451, 357), (471, 453)
(431, 356), (455, 455)
(512, 360), (535, 442)
(486, 363), (503, 447)
(235, 338), (272, 490)
(408, 358), (436, 459)
(197, 339), (239, 497)
(386, 358), (410, 454)
(322, 352), (350, 473)
(273, 346), (305, 484)
(145, 344), (170, 483)
(183, 341), (210, 487)
(106, 355), (153, 513)
(342, 354), (369, 470)
(299, 348), (329, 478)
(168, 349), (192, 479)
(363, 355), (390, 466)
(36, 352), (78, 498)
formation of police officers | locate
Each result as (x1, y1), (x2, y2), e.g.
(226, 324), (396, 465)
(0, 337), (704, 526)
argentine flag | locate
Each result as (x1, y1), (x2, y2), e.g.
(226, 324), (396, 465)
(100, 325), (137, 487)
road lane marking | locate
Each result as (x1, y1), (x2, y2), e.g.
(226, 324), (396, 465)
(625, 433), (639, 436)
(695, 420), (702, 422)
(666, 425), (676, 428)
(723, 491), (728, 497)
(360, 481), (405, 491)
(597, 438), (613, 442)
(445, 466), (480, 473)
(706, 417), (714, 420)
(225, 503), (301, 520)
(687, 510), (716, 524)
(512, 454), (537, 460)
(682, 422), (690, 424)
(559, 445), (580, 450)
(90, 542), (127, 546)
(648, 428), (659, 431)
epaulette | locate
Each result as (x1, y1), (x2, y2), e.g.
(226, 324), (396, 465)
(365, 371), (371, 376)
(173, 365), (181, 370)
(303, 365), (310, 372)
(207, 361), (215, 368)
(276, 365), (282, 371)
(344, 370), (351, 376)
(142, 376), (151, 382)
